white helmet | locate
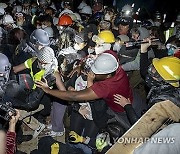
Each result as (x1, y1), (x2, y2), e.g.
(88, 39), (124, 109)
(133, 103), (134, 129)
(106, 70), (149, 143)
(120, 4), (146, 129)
(91, 53), (119, 74)
(78, 1), (87, 10)
(2, 15), (14, 25)
(121, 4), (133, 17)
(0, 3), (7, 9)
(43, 27), (54, 38)
(80, 5), (92, 15)
(0, 7), (5, 15)
(122, 4), (133, 13)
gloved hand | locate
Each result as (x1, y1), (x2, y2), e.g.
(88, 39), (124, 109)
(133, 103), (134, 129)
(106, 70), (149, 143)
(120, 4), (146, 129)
(68, 131), (84, 143)
(96, 132), (111, 152)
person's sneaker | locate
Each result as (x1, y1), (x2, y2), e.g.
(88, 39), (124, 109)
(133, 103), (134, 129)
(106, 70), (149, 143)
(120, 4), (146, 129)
(33, 122), (45, 138)
(46, 124), (52, 130)
(45, 130), (64, 137)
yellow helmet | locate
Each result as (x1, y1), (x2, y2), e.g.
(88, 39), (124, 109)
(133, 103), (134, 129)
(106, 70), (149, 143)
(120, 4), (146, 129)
(152, 56), (180, 87)
(97, 30), (115, 43)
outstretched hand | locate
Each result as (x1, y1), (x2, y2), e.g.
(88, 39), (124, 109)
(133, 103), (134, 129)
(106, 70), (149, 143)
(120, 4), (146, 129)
(114, 94), (131, 107)
(140, 38), (152, 53)
(9, 109), (20, 132)
(35, 78), (50, 93)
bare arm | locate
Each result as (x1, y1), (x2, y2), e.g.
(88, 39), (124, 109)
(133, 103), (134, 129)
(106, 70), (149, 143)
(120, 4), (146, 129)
(13, 63), (26, 73)
(87, 72), (95, 88)
(54, 72), (66, 91)
(47, 88), (99, 102)
(35, 80), (100, 102)
(0, 131), (6, 154)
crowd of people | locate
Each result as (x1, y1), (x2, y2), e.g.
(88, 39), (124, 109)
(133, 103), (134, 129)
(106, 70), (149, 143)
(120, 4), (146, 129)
(0, 0), (180, 154)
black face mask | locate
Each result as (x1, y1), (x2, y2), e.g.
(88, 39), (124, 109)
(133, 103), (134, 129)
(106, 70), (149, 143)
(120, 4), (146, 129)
(145, 74), (162, 88)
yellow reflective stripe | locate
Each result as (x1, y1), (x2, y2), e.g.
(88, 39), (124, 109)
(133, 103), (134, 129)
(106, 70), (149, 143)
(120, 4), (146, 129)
(24, 58), (33, 69)
(51, 143), (59, 154)
(24, 58), (45, 89)
(32, 69), (45, 89)
(24, 57), (37, 69)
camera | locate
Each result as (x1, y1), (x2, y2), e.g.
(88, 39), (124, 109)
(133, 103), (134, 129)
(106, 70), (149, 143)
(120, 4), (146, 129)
(43, 74), (56, 87)
(0, 102), (16, 121)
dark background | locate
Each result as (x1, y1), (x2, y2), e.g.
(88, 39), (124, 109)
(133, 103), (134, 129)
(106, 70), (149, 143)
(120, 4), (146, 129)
(68, 0), (180, 22)
(2, 0), (180, 22)
(115, 0), (180, 22)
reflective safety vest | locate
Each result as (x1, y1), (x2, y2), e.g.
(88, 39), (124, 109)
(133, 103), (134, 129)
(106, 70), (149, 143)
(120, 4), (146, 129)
(24, 57), (45, 89)
(164, 27), (174, 42)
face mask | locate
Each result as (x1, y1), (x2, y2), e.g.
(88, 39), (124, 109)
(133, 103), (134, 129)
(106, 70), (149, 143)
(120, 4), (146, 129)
(168, 48), (175, 55)
(39, 62), (53, 75)
(166, 43), (177, 56)
(88, 48), (95, 54)
(16, 21), (23, 26)
(104, 14), (111, 21)
(95, 44), (111, 54)
(41, 24), (47, 29)
(113, 42), (121, 52)
(31, 7), (37, 14)
(95, 46), (105, 54)
(74, 43), (82, 51)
